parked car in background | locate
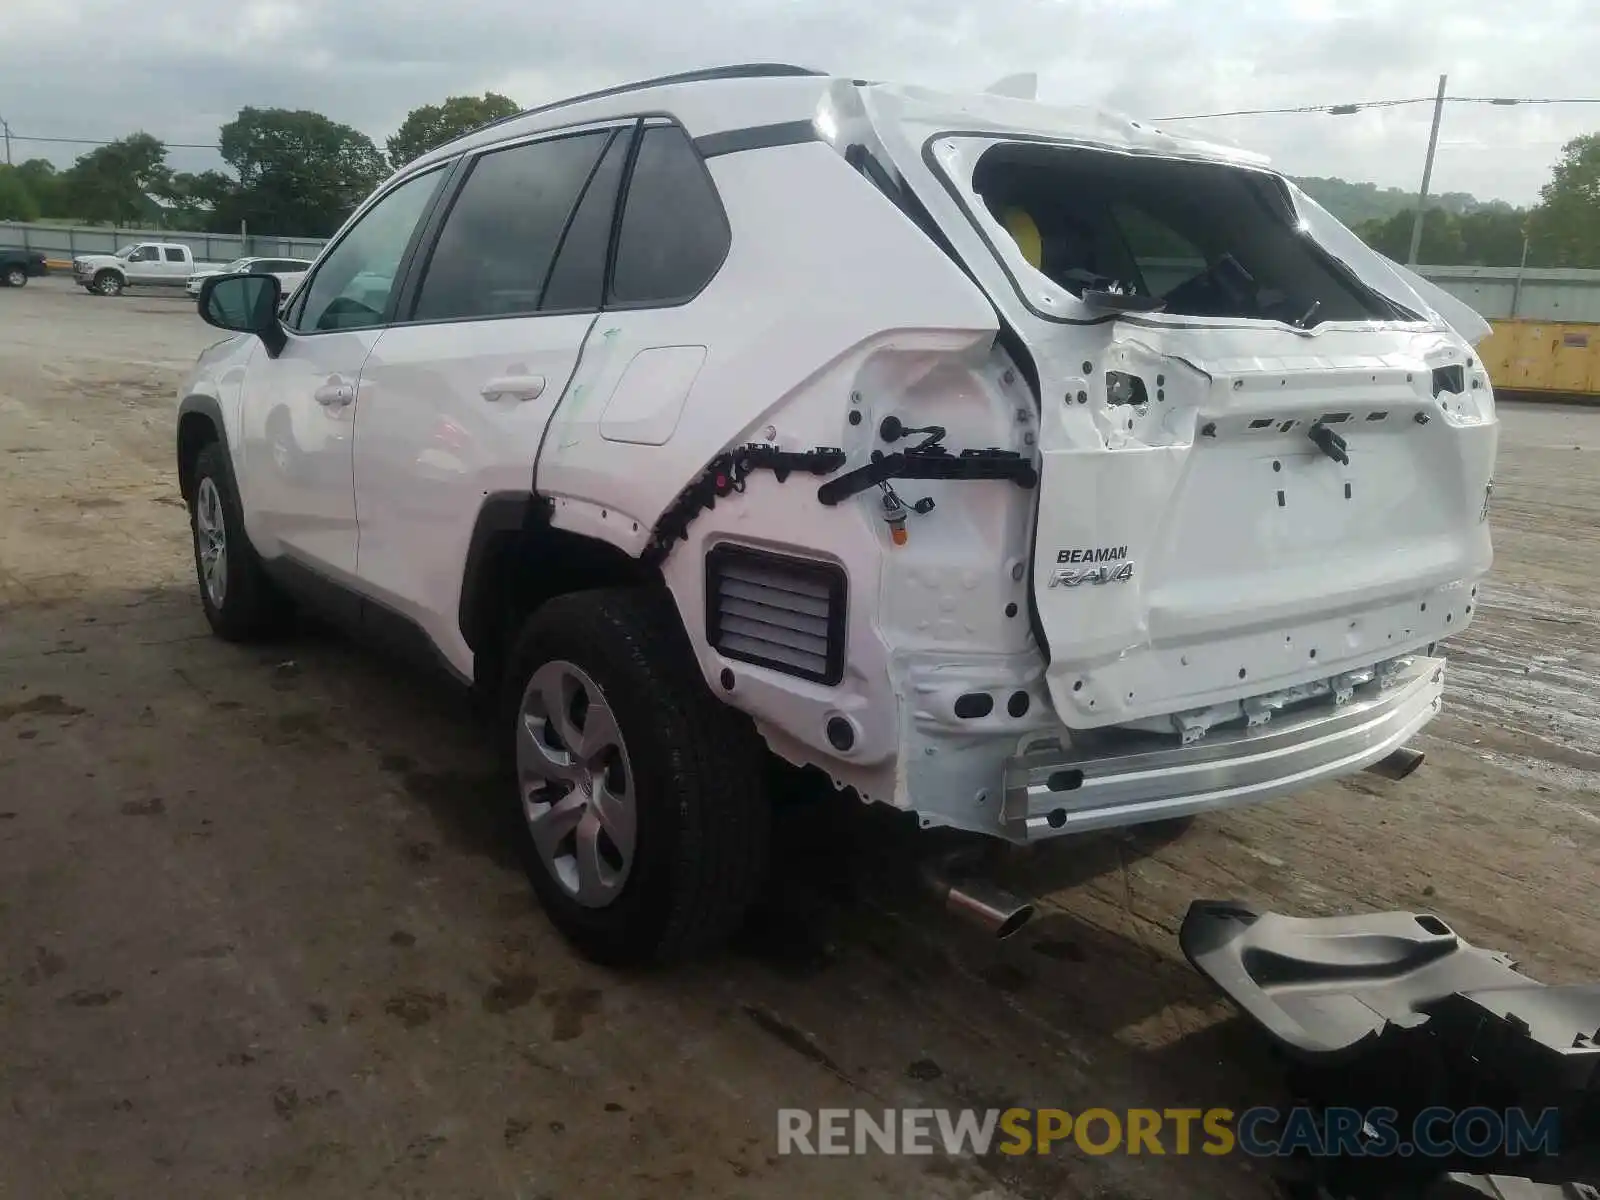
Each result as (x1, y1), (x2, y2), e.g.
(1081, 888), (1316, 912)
(186, 257), (314, 299)
(73, 243), (228, 297)
(0, 246), (50, 287)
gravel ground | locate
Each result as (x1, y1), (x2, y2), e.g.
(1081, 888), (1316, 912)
(1, 275), (1595, 1200)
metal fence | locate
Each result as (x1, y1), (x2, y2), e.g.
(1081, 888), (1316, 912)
(1414, 265), (1600, 325)
(0, 220), (329, 266)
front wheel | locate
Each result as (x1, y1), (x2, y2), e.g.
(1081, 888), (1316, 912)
(92, 270), (123, 297)
(502, 588), (771, 966)
(2, 266), (25, 288)
(188, 442), (292, 641)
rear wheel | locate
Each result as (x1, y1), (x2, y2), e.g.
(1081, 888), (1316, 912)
(2, 266), (25, 288)
(93, 270), (123, 297)
(188, 441), (291, 641)
(502, 588), (771, 966)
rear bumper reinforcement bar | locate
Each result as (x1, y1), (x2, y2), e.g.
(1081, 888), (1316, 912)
(1001, 655), (1443, 839)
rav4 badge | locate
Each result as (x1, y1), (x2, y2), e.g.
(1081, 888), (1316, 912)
(1050, 562), (1135, 588)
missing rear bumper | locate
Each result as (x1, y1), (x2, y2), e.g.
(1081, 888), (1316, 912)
(1001, 655), (1443, 840)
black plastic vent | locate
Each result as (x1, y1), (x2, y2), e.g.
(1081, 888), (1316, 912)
(705, 545), (846, 685)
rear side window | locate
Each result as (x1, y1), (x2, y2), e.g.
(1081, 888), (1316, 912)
(412, 131), (612, 322)
(608, 125), (728, 306)
(540, 130), (631, 313)
(163, 247), (185, 263)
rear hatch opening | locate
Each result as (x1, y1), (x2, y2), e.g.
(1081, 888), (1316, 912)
(967, 140), (1418, 329)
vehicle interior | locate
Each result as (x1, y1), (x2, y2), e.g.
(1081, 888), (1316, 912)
(971, 142), (1403, 325)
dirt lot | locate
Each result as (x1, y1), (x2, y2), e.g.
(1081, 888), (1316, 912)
(0, 275), (1595, 1200)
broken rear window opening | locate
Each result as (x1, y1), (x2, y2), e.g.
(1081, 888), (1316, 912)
(969, 142), (1408, 327)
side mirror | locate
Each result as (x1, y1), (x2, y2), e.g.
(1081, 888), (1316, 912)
(198, 273), (286, 356)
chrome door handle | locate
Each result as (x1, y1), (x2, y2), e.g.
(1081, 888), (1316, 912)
(480, 375), (546, 402)
(314, 382), (355, 408)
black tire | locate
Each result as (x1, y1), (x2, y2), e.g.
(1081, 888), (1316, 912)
(501, 587), (771, 966)
(1, 266), (24, 288)
(188, 440), (292, 641)
(92, 270), (123, 297)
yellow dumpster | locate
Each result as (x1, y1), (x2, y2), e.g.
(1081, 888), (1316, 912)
(1479, 319), (1600, 398)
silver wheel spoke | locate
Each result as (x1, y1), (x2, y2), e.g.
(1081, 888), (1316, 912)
(591, 775), (635, 859)
(525, 790), (586, 860)
(572, 810), (612, 905)
(570, 697), (620, 763)
(516, 713), (581, 784)
(537, 668), (586, 762)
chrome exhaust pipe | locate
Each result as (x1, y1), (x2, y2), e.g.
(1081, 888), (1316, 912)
(920, 855), (1036, 940)
(1366, 746), (1426, 781)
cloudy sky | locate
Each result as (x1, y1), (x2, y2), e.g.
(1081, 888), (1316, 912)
(4, 0), (1597, 206)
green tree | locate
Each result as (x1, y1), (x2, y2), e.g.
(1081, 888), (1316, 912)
(1526, 132), (1600, 268)
(59, 133), (170, 224)
(386, 92), (520, 170)
(14, 159), (61, 217)
(1456, 208), (1529, 267)
(157, 169), (237, 228)
(1354, 208), (1467, 265)
(0, 166), (40, 220)
(218, 107), (388, 237)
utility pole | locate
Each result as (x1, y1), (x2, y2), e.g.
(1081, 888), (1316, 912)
(1406, 74), (1448, 266)
(0, 114), (11, 166)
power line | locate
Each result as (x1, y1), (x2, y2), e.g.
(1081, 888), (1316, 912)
(11, 92), (1600, 148)
(1158, 95), (1600, 121)
(5, 132), (220, 150)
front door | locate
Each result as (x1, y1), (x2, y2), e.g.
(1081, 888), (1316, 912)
(239, 165), (449, 579)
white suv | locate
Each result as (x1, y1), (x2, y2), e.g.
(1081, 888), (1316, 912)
(175, 64), (1498, 964)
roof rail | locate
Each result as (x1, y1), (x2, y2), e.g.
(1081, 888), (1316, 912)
(466, 63), (826, 140)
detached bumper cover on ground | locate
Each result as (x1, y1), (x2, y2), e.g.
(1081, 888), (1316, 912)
(1181, 899), (1600, 1190)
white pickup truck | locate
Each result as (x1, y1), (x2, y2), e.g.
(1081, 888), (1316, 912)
(73, 242), (228, 297)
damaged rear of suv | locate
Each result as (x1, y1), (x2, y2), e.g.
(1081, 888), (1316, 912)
(835, 82), (1498, 842)
(177, 65), (1496, 964)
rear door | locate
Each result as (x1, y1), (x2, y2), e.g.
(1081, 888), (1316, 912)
(352, 121), (633, 667)
(856, 85), (1498, 729)
(160, 246), (189, 282)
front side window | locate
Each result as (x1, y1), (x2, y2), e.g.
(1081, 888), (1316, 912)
(128, 246), (158, 262)
(290, 167), (445, 333)
(411, 130), (613, 323)
(608, 125), (729, 306)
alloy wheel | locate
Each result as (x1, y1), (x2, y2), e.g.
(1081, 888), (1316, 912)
(194, 477), (228, 609)
(516, 660), (637, 908)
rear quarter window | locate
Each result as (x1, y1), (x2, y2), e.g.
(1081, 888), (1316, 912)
(607, 125), (729, 306)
